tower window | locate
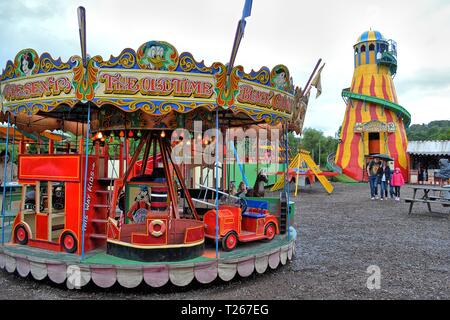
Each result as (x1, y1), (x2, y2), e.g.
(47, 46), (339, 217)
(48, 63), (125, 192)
(355, 47), (359, 55)
(361, 45), (366, 53)
(369, 44), (375, 51)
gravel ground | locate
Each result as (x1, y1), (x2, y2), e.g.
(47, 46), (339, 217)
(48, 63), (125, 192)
(0, 182), (449, 300)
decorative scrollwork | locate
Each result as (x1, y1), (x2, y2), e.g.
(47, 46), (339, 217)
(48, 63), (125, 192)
(213, 63), (242, 108)
(39, 53), (71, 73)
(72, 55), (101, 102)
(6, 99), (77, 116)
(242, 67), (270, 85)
(101, 49), (137, 69)
(178, 52), (212, 74)
(1, 62), (15, 81)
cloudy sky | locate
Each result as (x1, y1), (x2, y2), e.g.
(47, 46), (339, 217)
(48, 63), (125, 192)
(1, 0), (449, 136)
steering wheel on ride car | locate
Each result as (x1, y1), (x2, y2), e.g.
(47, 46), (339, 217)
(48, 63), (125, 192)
(239, 197), (248, 214)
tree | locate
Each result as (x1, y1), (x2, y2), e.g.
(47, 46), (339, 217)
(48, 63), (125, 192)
(406, 120), (450, 141)
(296, 128), (339, 168)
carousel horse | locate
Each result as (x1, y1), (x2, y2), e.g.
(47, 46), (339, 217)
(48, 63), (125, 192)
(246, 171), (269, 198)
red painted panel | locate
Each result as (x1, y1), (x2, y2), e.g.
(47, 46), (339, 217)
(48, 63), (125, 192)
(18, 155), (81, 182)
(184, 226), (204, 244)
(28, 239), (61, 251)
(35, 214), (48, 241)
(241, 217), (257, 232)
(256, 219), (265, 235)
(132, 219), (168, 245)
(81, 156), (103, 253)
(65, 182), (81, 237)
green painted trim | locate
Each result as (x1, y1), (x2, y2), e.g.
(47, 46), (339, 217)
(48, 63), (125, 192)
(342, 88), (411, 127)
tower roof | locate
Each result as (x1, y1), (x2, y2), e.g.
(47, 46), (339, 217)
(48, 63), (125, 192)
(355, 30), (385, 45)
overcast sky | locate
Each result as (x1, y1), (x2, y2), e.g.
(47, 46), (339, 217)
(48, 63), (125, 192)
(1, 0), (449, 136)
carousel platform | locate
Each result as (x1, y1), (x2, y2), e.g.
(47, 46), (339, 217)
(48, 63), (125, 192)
(0, 226), (296, 289)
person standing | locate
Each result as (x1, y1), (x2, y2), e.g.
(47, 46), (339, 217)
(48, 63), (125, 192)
(376, 161), (388, 201)
(418, 165), (429, 185)
(391, 168), (405, 201)
(367, 157), (381, 200)
(383, 161), (394, 199)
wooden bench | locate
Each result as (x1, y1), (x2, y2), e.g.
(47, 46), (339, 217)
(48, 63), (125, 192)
(405, 185), (450, 215)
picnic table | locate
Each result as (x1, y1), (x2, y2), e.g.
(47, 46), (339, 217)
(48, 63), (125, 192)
(404, 185), (450, 215)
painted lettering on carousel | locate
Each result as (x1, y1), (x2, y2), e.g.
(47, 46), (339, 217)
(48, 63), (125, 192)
(2, 76), (73, 102)
(237, 83), (294, 114)
(99, 73), (215, 99)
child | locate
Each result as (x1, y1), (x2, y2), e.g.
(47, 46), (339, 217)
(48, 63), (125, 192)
(391, 168), (405, 201)
(236, 181), (247, 197)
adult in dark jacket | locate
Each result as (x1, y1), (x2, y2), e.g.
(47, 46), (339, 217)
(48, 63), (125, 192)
(376, 162), (388, 200)
(383, 162), (394, 199)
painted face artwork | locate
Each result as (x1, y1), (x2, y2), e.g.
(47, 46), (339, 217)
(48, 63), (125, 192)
(20, 53), (34, 76)
(143, 45), (165, 70)
(273, 71), (287, 89)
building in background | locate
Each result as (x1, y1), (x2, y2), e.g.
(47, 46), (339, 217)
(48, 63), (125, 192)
(407, 140), (450, 184)
(335, 30), (411, 182)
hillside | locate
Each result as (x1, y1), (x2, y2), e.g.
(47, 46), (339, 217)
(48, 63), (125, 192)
(406, 120), (450, 141)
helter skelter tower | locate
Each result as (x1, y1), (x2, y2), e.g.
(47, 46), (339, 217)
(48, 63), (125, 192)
(335, 30), (410, 181)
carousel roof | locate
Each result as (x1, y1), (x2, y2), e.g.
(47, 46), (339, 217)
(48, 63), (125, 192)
(0, 41), (304, 134)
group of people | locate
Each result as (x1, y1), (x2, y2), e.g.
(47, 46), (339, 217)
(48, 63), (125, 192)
(367, 157), (405, 201)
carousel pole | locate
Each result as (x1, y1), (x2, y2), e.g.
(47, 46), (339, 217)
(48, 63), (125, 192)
(215, 108), (220, 259)
(81, 101), (91, 259)
(285, 124), (291, 241)
(77, 5), (90, 259)
(1, 112), (11, 245)
(8, 118), (16, 210)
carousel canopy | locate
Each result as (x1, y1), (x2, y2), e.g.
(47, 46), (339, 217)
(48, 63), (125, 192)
(0, 41), (305, 133)
(0, 122), (69, 142)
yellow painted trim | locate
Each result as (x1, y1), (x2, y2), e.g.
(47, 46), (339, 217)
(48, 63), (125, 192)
(183, 225), (204, 244)
(239, 79), (295, 97)
(1, 70), (73, 84)
(94, 94), (216, 103)
(99, 68), (215, 79)
(107, 238), (204, 249)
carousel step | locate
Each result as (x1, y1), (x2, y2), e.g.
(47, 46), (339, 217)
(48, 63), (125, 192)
(91, 219), (108, 224)
(90, 234), (107, 240)
(97, 178), (116, 184)
(96, 190), (112, 194)
(94, 204), (110, 209)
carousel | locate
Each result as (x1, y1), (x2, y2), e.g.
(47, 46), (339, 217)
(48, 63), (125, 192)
(0, 6), (307, 289)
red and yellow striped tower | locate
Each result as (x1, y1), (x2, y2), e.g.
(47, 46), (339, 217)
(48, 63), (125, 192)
(335, 30), (410, 181)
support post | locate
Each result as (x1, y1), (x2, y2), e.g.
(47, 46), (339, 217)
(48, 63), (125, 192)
(48, 181), (53, 241)
(119, 140), (124, 178)
(285, 124), (291, 241)
(81, 102), (91, 259)
(1, 112), (11, 245)
(215, 108), (220, 259)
